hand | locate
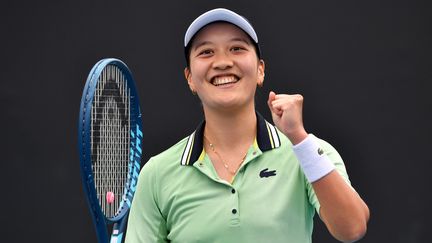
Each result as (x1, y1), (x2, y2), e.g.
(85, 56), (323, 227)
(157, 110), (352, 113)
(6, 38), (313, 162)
(267, 91), (308, 145)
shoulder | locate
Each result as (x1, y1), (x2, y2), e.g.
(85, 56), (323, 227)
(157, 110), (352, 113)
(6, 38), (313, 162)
(135, 136), (191, 203)
(141, 136), (190, 174)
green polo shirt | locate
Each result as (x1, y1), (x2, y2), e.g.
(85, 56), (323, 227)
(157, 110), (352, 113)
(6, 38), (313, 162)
(125, 113), (350, 243)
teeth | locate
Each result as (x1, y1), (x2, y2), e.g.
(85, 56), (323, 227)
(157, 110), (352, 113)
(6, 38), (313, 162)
(212, 76), (239, 86)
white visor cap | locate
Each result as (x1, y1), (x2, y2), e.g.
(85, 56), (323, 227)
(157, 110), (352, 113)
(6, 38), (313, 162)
(184, 8), (259, 47)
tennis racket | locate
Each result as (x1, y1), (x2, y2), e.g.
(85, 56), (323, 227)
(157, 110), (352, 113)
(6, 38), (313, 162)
(78, 58), (143, 243)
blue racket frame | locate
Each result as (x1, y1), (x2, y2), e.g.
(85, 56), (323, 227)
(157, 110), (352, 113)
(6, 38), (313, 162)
(78, 58), (143, 243)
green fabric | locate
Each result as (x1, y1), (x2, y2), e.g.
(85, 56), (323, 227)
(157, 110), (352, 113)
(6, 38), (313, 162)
(125, 118), (350, 243)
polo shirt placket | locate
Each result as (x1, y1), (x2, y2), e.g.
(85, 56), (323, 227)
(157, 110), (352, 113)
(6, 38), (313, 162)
(125, 111), (351, 242)
(192, 142), (268, 228)
(193, 153), (242, 226)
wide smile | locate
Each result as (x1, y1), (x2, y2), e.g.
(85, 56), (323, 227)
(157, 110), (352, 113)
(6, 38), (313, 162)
(210, 75), (240, 86)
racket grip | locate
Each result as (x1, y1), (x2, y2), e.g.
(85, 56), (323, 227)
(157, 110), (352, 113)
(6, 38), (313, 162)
(110, 213), (128, 243)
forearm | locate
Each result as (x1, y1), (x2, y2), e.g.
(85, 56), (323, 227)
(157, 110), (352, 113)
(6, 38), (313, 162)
(291, 134), (369, 242)
(313, 171), (369, 242)
(267, 92), (369, 241)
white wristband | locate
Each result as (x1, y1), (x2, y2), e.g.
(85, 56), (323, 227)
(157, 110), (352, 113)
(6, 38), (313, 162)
(292, 134), (335, 183)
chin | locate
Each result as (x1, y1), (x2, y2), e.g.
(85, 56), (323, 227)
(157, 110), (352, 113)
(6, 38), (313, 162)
(211, 98), (253, 111)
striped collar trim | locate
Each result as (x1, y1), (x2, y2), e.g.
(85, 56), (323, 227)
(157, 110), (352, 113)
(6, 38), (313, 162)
(180, 112), (281, 166)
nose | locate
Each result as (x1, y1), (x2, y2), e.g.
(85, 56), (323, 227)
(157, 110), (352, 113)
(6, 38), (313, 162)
(211, 51), (233, 70)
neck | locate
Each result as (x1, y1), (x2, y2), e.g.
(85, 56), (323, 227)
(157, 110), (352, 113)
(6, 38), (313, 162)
(203, 105), (257, 150)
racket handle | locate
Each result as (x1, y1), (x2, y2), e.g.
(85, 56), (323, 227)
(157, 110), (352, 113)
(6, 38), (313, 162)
(110, 227), (123, 243)
(110, 234), (122, 243)
(110, 212), (129, 243)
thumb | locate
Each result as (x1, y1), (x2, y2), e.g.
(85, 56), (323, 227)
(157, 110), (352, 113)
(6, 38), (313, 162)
(267, 91), (282, 117)
(267, 91), (276, 109)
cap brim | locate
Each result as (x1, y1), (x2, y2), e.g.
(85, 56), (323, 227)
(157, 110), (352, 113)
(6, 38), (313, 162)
(184, 8), (258, 47)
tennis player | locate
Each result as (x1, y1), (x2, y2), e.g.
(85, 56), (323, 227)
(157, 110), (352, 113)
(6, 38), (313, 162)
(126, 8), (369, 242)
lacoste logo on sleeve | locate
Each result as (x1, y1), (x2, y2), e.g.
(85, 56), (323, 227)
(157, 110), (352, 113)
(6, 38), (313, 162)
(259, 168), (276, 178)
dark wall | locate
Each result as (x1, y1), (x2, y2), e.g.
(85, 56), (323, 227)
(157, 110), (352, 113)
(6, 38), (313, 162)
(1, 0), (430, 242)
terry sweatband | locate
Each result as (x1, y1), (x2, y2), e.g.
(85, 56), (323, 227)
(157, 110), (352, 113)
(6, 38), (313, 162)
(292, 134), (335, 183)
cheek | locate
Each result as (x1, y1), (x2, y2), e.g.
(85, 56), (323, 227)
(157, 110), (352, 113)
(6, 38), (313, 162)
(189, 62), (207, 79)
(241, 60), (261, 79)
(242, 56), (260, 71)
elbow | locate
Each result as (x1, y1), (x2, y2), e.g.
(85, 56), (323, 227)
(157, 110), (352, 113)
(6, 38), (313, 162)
(332, 208), (370, 242)
(339, 222), (367, 242)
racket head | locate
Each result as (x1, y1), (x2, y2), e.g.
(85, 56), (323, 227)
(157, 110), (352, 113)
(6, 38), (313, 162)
(78, 58), (143, 241)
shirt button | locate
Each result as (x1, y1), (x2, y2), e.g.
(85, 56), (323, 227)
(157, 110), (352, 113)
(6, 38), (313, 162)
(231, 189), (236, 194)
(253, 151), (257, 155)
(232, 209), (237, 214)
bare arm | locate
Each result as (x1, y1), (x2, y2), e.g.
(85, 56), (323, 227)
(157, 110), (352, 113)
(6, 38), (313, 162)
(267, 91), (369, 242)
(313, 170), (369, 242)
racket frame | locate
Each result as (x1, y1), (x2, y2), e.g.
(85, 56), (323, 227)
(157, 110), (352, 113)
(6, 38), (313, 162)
(78, 58), (143, 243)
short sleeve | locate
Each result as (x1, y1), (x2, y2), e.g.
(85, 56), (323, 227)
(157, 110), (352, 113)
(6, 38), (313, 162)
(305, 136), (351, 215)
(125, 158), (169, 243)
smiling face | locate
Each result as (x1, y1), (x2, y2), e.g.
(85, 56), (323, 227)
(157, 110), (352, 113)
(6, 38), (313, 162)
(185, 22), (265, 112)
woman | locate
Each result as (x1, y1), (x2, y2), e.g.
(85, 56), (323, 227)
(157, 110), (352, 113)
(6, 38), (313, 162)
(126, 8), (369, 243)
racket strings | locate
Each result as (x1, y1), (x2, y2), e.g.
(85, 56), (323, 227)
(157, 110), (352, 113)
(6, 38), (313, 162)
(91, 65), (131, 219)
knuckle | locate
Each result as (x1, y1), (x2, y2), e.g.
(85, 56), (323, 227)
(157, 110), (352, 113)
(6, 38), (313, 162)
(295, 94), (303, 101)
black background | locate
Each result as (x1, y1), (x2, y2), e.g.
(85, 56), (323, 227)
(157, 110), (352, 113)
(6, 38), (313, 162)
(1, 0), (431, 242)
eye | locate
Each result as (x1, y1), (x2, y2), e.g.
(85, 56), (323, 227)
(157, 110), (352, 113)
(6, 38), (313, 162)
(231, 46), (245, 52)
(197, 49), (213, 56)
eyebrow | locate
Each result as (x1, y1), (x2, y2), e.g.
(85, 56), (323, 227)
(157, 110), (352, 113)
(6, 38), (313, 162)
(192, 37), (252, 51)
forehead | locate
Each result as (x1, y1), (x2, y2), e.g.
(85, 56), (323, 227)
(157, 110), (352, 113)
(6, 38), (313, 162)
(190, 22), (252, 47)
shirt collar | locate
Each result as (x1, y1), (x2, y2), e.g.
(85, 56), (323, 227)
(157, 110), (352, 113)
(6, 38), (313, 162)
(180, 112), (281, 166)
